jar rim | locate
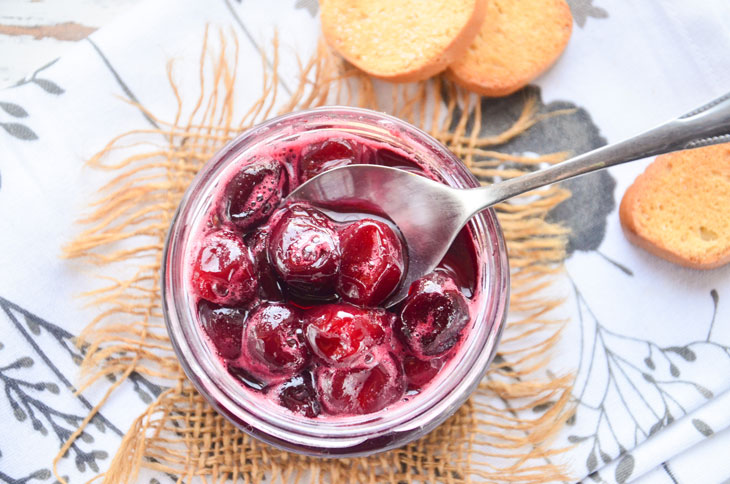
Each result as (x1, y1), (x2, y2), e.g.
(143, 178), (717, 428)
(162, 106), (509, 456)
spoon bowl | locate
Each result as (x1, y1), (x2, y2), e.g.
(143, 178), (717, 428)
(287, 165), (474, 305)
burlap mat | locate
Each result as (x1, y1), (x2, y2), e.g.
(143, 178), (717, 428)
(59, 30), (575, 483)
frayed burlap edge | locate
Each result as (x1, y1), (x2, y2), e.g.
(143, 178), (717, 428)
(58, 28), (575, 483)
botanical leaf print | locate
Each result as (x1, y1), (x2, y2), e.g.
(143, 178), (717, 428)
(569, 287), (728, 478)
(0, 298), (114, 473)
(549, 170), (617, 257)
(294, 0), (319, 17)
(614, 453), (635, 484)
(1, 57), (65, 143)
(0, 296), (164, 478)
(0, 462), (51, 484)
(587, 449), (598, 472)
(567, 0), (609, 28)
(692, 418), (714, 437)
(0, 122), (38, 140)
(30, 79), (64, 95)
(0, 352), (110, 472)
(130, 371), (163, 404)
(12, 58), (63, 93)
(0, 102), (28, 118)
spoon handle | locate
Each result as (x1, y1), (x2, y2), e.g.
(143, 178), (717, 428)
(467, 91), (730, 212)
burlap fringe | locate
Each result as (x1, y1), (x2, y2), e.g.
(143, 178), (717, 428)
(59, 28), (574, 483)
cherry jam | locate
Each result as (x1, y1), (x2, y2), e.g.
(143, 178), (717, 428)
(186, 131), (481, 418)
(165, 108), (509, 455)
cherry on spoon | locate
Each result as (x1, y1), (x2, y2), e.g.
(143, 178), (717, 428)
(287, 92), (730, 306)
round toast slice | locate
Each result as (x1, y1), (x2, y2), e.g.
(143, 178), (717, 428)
(320, 0), (487, 83)
(447, 0), (573, 97)
(619, 144), (730, 269)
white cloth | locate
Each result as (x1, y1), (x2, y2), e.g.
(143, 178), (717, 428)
(0, 0), (728, 482)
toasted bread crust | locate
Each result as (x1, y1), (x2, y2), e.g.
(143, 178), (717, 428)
(447, 0), (572, 97)
(321, 0), (487, 83)
(619, 144), (730, 269)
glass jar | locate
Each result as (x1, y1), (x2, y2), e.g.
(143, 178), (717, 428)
(162, 106), (510, 457)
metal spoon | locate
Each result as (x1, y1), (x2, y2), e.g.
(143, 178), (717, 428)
(288, 92), (730, 306)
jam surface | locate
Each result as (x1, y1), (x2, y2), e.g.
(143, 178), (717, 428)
(186, 131), (481, 418)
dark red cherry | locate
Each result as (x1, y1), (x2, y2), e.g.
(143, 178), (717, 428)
(337, 219), (405, 306)
(197, 302), (245, 360)
(304, 304), (389, 365)
(397, 272), (469, 358)
(239, 302), (309, 381)
(245, 227), (285, 300)
(267, 204), (340, 299)
(278, 371), (321, 418)
(191, 230), (257, 305)
(316, 350), (405, 415)
(223, 158), (287, 231)
(299, 138), (356, 181)
(403, 354), (443, 389)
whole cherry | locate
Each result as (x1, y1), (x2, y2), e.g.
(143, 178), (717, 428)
(337, 219), (405, 306)
(223, 158), (287, 231)
(191, 230), (258, 306)
(267, 204), (341, 300)
(316, 349), (405, 415)
(304, 303), (390, 366)
(238, 302), (309, 382)
(197, 301), (246, 360)
(397, 272), (470, 359)
(299, 138), (357, 182)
